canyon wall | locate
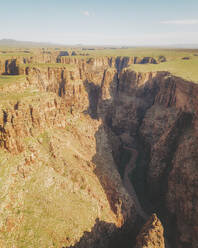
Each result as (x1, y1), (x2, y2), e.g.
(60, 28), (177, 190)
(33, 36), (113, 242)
(0, 59), (138, 248)
(99, 69), (198, 248)
(0, 55), (197, 247)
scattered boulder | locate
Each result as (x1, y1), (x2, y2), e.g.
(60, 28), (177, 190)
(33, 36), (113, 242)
(182, 57), (190, 60)
(59, 51), (70, 56)
(71, 51), (77, 56)
(158, 55), (166, 63)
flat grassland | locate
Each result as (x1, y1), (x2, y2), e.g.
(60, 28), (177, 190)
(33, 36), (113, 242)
(130, 55), (198, 83)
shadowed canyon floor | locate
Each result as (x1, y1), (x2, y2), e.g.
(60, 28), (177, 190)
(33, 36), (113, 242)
(123, 147), (148, 220)
(0, 47), (198, 248)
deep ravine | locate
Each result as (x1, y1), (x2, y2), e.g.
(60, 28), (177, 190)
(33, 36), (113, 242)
(123, 147), (148, 220)
(0, 55), (198, 248)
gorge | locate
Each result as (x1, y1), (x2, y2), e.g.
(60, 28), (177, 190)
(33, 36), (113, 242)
(0, 50), (198, 248)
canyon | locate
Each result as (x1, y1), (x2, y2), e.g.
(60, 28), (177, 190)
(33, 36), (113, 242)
(0, 50), (198, 248)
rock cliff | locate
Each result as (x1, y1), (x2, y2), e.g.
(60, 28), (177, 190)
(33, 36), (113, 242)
(0, 54), (197, 248)
(0, 60), (137, 248)
(100, 69), (198, 248)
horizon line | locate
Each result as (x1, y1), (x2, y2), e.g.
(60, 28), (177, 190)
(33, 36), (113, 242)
(0, 38), (198, 49)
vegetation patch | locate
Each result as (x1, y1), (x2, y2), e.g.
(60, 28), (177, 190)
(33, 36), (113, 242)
(128, 56), (198, 83)
(0, 75), (26, 86)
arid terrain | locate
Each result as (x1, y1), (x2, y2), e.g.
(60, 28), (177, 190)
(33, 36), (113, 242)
(0, 46), (198, 248)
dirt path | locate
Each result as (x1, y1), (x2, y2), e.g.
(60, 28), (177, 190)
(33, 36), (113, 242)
(123, 146), (148, 220)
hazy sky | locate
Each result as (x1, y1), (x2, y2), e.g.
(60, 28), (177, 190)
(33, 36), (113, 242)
(1, 0), (198, 45)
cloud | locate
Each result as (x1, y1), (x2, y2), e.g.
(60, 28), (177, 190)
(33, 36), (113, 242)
(81, 10), (95, 17)
(82, 11), (90, 17)
(160, 19), (198, 25)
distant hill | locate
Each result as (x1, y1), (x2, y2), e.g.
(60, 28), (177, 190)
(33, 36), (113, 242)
(0, 39), (63, 48)
(165, 44), (198, 49)
(0, 39), (198, 49)
(0, 39), (116, 49)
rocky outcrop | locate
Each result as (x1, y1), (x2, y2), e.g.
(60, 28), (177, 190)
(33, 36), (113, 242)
(59, 51), (70, 56)
(71, 51), (77, 56)
(135, 214), (165, 248)
(0, 58), (19, 75)
(0, 93), (69, 153)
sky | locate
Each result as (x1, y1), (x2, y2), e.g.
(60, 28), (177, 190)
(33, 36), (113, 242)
(0, 0), (198, 46)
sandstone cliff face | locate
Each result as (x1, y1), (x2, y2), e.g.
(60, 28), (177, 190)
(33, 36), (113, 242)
(0, 93), (69, 153)
(0, 54), (198, 248)
(0, 61), (138, 248)
(135, 214), (165, 248)
(0, 54), (158, 77)
(100, 69), (198, 248)
(0, 58), (19, 75)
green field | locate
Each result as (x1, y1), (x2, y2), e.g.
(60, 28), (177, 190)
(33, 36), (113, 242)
(84, 47), (198, 59)
(129, 55), (198, 83)
(0, 75), (26, 86)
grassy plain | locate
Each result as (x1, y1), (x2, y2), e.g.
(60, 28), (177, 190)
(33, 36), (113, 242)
(130, 55), (198, 83)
